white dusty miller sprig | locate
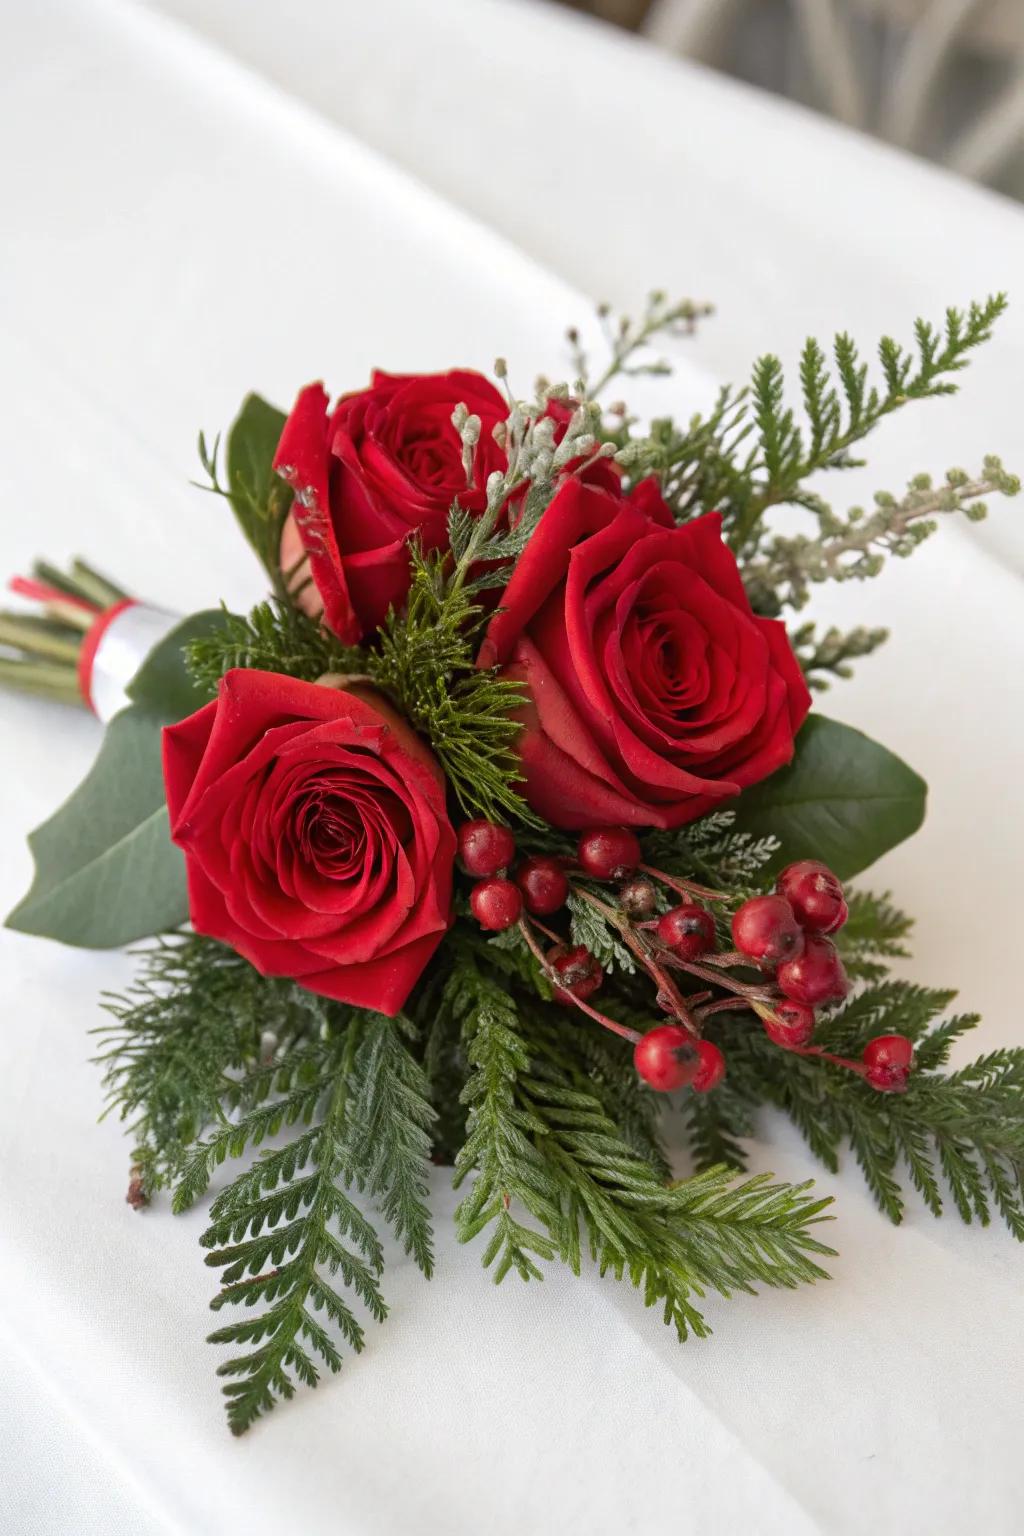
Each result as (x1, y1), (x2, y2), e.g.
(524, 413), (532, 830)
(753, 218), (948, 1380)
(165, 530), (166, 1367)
(568, 290), (715, 399)
(448, 374), (617, 580)
(743, 457), (1020, 612)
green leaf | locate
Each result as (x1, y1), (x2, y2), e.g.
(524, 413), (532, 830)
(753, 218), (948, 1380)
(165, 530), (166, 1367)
(7, 609), (229, 948)
(127, 609), (227, 717)
(6, 707), (187, 947)
(225, 394), (292, 589)
(729, 715), (926, 879)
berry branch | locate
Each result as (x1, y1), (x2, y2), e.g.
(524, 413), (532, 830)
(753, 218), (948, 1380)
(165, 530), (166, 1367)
(461, 817), (912, 1100)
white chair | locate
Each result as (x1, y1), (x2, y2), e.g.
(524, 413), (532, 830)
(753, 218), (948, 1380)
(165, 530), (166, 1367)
(642, 0), (1024, 189)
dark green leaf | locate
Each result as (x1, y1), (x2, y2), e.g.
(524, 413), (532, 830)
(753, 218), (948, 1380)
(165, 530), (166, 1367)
(127, 609), (228, 716)
(7, 611), (228, 947)
(729, 715), (926, 879)
(5, 707), (187, 946)
(225, 394), (292, 589)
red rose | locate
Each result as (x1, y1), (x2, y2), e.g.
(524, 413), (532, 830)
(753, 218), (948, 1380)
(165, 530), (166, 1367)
(274, 370), (508, 643)
(163, 670), (455, 1014)
(478, 478), (811, 829)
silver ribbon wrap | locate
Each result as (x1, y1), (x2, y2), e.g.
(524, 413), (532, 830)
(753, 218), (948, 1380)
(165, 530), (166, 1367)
(86, 602), (182, 724)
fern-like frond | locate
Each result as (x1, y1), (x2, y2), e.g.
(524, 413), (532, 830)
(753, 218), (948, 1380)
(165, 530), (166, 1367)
(172, 1038), (341, 1215)
(567, 887), (638, 975)
(95, 935), (323, 1198)
(682, 1081), (756, 1174)
(719, 997), (1024, 1236)
(343, 1012), (437, 1277)
(184, 599), (359, 696)
(372, 543), (536, 826)
(834, 890), (914, 983)
(193, 1031), (393, 1434)
(450, 961), (561, 1281)
(449, 951), (833, 1332)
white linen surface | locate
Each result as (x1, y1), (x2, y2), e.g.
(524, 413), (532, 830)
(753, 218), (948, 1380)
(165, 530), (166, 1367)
(139, 0), (1024, 575)
(0, 2), (1022, 1533)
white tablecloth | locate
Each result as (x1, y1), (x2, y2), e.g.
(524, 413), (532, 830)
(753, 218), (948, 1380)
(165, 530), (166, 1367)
(1, 2), (1022, 1532)
(140, 0), (1024, 576)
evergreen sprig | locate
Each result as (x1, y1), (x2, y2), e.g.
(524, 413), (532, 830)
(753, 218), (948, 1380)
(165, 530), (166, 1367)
(182, 571), (534, 827)
(171, 1008), (437, 1433)
(732, 295), (1008, 546)
(95, 936), (321, 1197)
(450, 956), (561, 1280)
(644, 812), (780, 891)
(199, 1035), (387, 1436)
(343, 1012), (437, 1277)
(448, 951), (834, 1328)
(567, 887), (638, 975)
(702, 987), (1024, 1236)
(834, 891), (914, 982)
(617, 296), (1012, 574)
(185, 600), (357, 696)
(373, 544), (537, 826)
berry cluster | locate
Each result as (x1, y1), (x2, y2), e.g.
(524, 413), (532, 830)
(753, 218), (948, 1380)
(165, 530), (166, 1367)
(459, 819), (570, 930)
(458, 821), (913, 1101)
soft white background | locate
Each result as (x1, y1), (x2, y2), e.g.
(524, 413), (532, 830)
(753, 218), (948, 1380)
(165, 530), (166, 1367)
(1, 1), (1022, 1532)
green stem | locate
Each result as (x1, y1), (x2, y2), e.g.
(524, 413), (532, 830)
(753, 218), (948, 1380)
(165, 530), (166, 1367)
(0, 615), (82, 664)
(70, 559), (129, 608)
(0, 656), (83, 704)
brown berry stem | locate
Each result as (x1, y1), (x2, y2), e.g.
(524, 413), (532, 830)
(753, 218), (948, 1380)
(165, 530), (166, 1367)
(639, 863), (731, 902)
(695, 996), (753, 1022)
(570, 884), (699, 1036)
(517, 918), (641, 1044)
(529, 916), (563, 946)
(661, 954), (778, 1002)
(687, 949), (748, 969)
(750, 1000), (867, 1076)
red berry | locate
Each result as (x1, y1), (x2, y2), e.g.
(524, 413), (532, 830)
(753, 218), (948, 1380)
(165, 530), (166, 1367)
(863, 1033), (913, 1093)
(618, 875), (657, 919)
(577, 827), (642, 881)
(763, 1000), (815, 1048)
(515, 856), (569, 916)
(457, 819), (516, 877)
(470, 877), (522, 931)
(776, 860), (848, 934)
(731, 895), (804, 966)
(776, 935), (849, 1007)
(692, 1039), (726, 1093)
(657, 904), (716, 960)
(633, 1024), (700, 1092)
(549, 945), (603, 1004)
